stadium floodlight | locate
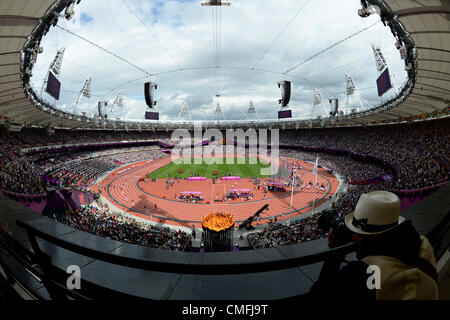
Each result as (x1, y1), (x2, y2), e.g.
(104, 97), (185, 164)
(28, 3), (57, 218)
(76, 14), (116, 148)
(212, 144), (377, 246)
(50, 48), (65, 76)
(113, 92), (125, 109)
(178, 101), (192, 121)
(371, 44), (387, 72)
(65, 3), (75, 21)
(358, 4), (380, 18)
(31, 52), (38, 64)
(313, 89), (323, 106)
(81, 78), (91, 98)
(201, 0), (231, 6)
(399, 46), (407, 60)
(247, 101), (259, 120)
(215, 103), (224, 121)
(32, 43), (44, 54)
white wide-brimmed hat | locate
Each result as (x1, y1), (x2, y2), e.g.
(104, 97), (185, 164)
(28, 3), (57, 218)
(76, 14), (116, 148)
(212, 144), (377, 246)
(344, 191), (405, 235)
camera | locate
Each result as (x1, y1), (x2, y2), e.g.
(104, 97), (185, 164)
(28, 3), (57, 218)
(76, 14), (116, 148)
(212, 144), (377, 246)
(317, 208), (353, 247)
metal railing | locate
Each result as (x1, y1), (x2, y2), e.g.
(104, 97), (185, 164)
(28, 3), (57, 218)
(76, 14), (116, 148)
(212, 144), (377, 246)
(0, 201), (448, 300)
(0, 219), (358, 300)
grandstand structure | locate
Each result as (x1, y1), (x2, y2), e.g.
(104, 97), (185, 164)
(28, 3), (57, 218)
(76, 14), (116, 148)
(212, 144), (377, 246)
(0, 0), (449, 301)
(0, 1), (448, 130)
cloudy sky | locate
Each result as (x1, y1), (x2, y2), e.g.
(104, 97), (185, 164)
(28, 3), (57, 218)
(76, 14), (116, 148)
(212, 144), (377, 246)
(30, 0), (407, 121)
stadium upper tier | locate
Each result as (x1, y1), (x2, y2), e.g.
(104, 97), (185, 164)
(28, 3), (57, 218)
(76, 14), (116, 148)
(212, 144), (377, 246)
(0, 0), (449, 130)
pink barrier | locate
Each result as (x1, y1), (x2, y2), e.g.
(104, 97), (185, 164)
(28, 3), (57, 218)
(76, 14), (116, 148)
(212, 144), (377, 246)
(18, 199), (47, 215)
(221, 176), (241, 181)
(188, 177), (207, 181)
(392, 181), (448, 195)
(181, 191), (203, 195)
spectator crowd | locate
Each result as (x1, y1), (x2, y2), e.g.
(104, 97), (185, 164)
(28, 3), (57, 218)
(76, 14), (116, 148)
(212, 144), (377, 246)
(279, 118), (449, 190)
(0, 118), (448, 250)
(49, 200), (190, 251)
(0, 130), (46, 194)
(248, 214), (325, 248)
(250, 118), (449, 249)
(47, 148), (165, 187)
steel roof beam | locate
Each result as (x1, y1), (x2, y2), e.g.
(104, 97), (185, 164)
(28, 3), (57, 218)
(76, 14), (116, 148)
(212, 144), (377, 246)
(0, 63), (19, 68)
(415, 87), (450, 96)
(0, 78), (21, 84)
(394, 6), (450, 17)
(417, 75), (450, 83)
(417, 69), (450, 77)
(397, 102), (434, 112)
(419, 58), (450, 65)
(4, 106), (34, 117)
(0, 97), (28, 107)
(410, 30), (450, 35)
(409, 93), (448, 105)
(16, 112), (49, 123)
(0, 51), (21, 57)
(0, 35), (29, 39)
(0, 86), (22, 95)
(0, 15), (39, 27)
(417, 47), (450, 55)
(415, 82), (450, 95)
(0, 72), (20, 79)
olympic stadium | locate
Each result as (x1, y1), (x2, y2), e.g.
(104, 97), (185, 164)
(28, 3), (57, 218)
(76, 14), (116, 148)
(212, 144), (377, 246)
(0, 0), (449, 302)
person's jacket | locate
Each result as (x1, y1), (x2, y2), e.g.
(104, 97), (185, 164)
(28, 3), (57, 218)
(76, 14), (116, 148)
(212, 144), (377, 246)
(308, 220), (438, 300)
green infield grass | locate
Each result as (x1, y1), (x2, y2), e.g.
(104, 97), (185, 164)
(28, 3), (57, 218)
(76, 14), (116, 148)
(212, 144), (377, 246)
(146, 157), (272, 179)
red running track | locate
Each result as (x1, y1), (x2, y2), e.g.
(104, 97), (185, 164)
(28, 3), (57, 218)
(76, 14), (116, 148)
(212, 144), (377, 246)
(93, 156), (340, 229)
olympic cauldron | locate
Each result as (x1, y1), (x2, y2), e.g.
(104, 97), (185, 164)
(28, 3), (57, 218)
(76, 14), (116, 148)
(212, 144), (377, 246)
(201, 212), (235, 252)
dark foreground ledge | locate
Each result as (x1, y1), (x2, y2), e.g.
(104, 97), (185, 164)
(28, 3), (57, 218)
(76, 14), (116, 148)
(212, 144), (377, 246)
(0, 183), (448, 299)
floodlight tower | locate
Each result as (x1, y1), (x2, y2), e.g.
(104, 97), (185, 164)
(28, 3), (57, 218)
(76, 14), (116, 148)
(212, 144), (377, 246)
(178, 101), (192, 121)
(40, 48), (65, 98)
(72, 77), (91, 115)
(109, 91), (125, 117)
(215, 102), (224, 121)
(343, 74), (372, 115)
(114, 91), (125, 108)
(372, 43), (387, 73)
(372, 43), (399, 97)
(311, 88), (328, 120)
(247, 101), (259, 120)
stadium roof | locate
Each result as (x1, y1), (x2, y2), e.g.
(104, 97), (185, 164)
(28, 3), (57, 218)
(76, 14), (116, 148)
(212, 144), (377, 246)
(361, 0), (450, 124)
(0, 0), (449, 130)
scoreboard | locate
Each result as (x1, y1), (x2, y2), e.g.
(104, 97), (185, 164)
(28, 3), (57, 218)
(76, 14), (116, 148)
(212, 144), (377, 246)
(45, 71), (61, 100)
(376, 68), (392, 97)
(278, 110), (292, 119)
(145, 111), (159, 120)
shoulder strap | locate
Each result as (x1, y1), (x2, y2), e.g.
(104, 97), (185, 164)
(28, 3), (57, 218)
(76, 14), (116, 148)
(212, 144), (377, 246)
(413, 257), (438, 284)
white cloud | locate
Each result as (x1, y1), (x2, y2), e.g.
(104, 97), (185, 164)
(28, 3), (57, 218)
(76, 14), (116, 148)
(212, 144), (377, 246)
(31, 0), (407, 121)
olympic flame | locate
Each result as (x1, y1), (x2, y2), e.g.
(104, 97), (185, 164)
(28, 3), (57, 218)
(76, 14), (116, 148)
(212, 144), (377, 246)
(202, 212), (235, 232)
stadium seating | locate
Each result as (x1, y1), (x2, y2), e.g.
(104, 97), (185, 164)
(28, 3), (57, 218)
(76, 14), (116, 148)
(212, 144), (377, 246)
(0, 118), (449, 250)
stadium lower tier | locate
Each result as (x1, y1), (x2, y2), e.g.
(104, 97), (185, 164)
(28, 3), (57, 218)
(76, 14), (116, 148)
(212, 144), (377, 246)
(93, 156), (340, 228)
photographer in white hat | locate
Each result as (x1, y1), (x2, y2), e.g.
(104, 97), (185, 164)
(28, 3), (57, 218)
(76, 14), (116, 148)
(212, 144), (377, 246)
(308, 191), (439, 300)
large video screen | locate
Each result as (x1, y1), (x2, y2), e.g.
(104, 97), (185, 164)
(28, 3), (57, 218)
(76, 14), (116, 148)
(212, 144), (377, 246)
(145, 111), (159, 120)
(45, 71), (61, 100)
(376, 68), (392, 97)
(278, 110), (292, 119)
